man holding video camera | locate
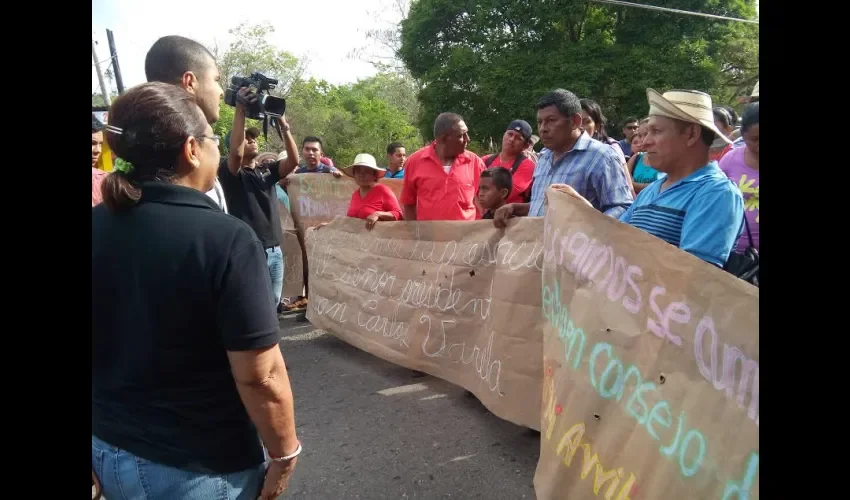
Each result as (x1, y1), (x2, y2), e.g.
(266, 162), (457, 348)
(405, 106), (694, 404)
(219, 87), (300, 308)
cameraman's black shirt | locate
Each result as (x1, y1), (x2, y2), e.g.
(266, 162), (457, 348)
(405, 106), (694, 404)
(92, 183), (281, 474)
(218, 159), (283, 248)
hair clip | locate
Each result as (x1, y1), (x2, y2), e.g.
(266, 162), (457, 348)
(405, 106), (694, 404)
(105, 125), (123, 135)
(113, 157), (134, 174)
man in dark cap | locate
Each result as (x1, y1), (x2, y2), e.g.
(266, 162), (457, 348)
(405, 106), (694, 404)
(481, 119), (536, 204)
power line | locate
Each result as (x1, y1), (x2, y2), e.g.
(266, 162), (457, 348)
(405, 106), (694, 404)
(92, 39), (111, 106)
(588, 0), (759, 24)
(92, 55), (116, 67)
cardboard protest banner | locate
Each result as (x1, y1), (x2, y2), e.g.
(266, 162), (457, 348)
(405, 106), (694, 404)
(286, 173), (404, 233)
(282, 174), (405, 295)
(534, 190), (759, 500)
(277, 198), (305, 299)
(304, 216), (545, 430)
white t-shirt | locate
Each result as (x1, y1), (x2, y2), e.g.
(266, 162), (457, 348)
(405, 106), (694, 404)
(442, 164), (452, 174)
(205, 177), (228, 214)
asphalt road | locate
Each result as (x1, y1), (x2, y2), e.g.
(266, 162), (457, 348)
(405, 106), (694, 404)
(278, 313), (540, 499)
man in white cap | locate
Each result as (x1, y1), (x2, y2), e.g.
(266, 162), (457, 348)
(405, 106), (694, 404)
(555, 88), (744, 268)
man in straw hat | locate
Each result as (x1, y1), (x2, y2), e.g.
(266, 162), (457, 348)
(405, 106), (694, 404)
(553, 88), (744, 268)
(737, 80), (759, 104)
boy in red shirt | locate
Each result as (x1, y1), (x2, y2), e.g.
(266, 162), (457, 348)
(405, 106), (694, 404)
(478, 167), (512, 220)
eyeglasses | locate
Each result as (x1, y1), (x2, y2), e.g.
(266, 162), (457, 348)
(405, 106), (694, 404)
(199, 135), (221, 146)
(625, 125), (639, 130)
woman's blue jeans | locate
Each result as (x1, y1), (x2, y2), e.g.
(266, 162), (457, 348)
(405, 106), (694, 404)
(92, 435), (265, 500)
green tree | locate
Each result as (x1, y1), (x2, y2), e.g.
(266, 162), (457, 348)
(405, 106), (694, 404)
(347, 0), (411, 73)
(284, 75), (423, 167)
(208, 22), (306, 154)
(399, 0), (758, 143)
(210, 22), (305, 97)
(209, 23), (423, 163)
(92, 92), (119, 108)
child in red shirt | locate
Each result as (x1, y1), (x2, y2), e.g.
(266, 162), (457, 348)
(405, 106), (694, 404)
(478, 167), (512, 220)
(344, 153), (403, 230)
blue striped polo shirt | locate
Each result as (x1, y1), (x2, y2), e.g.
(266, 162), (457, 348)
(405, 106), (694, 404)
(618, 162), (744, 267)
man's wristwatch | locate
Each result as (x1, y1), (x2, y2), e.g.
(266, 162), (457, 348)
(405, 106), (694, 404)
(268, 441), (302, 463)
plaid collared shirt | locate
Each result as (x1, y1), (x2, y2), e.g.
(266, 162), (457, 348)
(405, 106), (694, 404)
(529, 133), (633, 218)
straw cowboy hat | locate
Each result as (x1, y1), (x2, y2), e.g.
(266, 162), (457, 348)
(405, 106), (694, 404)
(342, 153), (385, 177)
(647, 88), (732, 145)
(737, 80), (759, 104)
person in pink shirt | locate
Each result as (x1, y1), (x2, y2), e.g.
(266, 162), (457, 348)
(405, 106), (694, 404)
(719, 102), (759, 253)
(401, 113), (485, 221)
(92, 115), (107, 207)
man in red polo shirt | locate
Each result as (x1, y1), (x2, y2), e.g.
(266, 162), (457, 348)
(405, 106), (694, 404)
(401, 113), (486, 221)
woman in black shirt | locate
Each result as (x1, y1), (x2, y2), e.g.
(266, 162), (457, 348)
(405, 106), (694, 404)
(92, 82), (301, 500)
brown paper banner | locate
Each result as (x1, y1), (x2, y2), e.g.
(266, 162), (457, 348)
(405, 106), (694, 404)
(287, 173), (404, 233)
(282, 174), (404, 295)
(276, 198), (305, 298)
(534, 190), (759, 499)
(304, 216), (545, 430)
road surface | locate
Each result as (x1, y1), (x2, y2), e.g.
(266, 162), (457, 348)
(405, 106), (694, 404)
(278, 313), (540, 499)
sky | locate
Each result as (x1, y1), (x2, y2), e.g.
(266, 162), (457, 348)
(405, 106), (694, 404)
(92, 0), (404, 95)
(93, 0), (758, 96)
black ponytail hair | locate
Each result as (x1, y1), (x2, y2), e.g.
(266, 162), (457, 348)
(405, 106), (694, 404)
(101, 82), (209, 211)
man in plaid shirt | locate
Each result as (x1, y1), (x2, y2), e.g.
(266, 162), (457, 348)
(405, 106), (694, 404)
(493, 89), (633, 227)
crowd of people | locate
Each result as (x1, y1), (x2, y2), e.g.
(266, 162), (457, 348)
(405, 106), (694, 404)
(91, 32), (759, 500)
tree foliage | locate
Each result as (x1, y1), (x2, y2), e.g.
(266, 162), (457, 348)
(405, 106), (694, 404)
(210, 22), (306, 98)
(207, 26), (423, 167)
(92, 92), (119, 108)
(282, 73), (423, 167)
(347, 0), (411, 73)
(399, 0), (759, 146)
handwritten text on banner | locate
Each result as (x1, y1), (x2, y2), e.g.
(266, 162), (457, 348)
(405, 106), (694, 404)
(304, 217), (545, 430)
(534, 191), (759, 500)
(283, 174), (404, 295)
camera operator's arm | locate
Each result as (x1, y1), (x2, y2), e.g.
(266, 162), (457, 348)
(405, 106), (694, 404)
(226, 88), (255, 176)
(276, 115), (300, 179)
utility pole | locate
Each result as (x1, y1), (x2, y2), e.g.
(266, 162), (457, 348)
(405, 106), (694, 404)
(106, 29), (125, 94)
(92, 38), (111, 106)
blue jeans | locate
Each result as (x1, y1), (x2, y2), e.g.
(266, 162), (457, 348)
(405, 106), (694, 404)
(266, 245), (284, 305)
(92, 435), (264, 500)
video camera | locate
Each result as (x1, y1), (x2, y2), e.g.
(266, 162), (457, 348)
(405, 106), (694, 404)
(223, 72), (286, 121)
